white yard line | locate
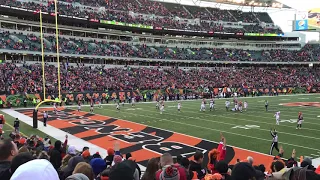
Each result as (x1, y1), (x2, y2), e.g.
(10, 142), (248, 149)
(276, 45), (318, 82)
(72, 107), (320, 152)
(128, 106), (320, 141)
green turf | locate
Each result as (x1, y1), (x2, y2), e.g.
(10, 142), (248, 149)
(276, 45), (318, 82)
(1, 112), (56, 141)
(71, 94), (320, 159)
(3, 94), (320, 159)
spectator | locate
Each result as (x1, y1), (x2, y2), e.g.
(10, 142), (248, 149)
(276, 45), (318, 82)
(73, 162), (95, 180)
(156, 153), (187, 180)
(113, 155), (123, 166)
(231, 162), (257, 180)
(104, 148), (115, 167)
(50, 140), (63, 170)
(100, 168), (111, 180)
(141, 158), (159, 180)
(38, 151), (50, 160)
(62, 146), (78, 168)
(0, 139), (19, 180)
(189, 151), (206, 179)
(90, 158), (107, 179)
(208, 149), (220, 174)
(61, 156), (85, 180)
(9, 152), (34, 179)
(160, 165), (180, 180)
(82, 150), (91, 163)
(65, 173), (89, 180)
(247, 156), (254, 165)
(109, 160), (138, 180)
(11, 159), (59, 180)
(215, 161), (231, 180)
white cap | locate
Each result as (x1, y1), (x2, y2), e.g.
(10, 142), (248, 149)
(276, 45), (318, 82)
(11, 159), (59, 180)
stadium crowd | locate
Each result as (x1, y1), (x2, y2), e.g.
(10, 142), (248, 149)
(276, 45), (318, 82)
(0, 0), (281, 33)
(0, 63), (319, 95)
(0, 31), (317, 61)
(0, 131), (320, 180)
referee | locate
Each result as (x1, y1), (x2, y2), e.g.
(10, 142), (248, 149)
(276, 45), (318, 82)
(269, 129), (279, 155)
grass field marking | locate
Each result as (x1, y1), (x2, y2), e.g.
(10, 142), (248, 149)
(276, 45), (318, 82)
(65, 108), (277, 157)
(78, 107), (320, 152)
(4, 123), (27, 137)
(135, 107), (320, 141)
(181, 102), (320, 126)
(167, 103), (320, 132)
(12, 94), (320, 111)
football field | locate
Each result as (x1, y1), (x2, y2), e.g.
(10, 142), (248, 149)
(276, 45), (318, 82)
(3, 94), (320, 167)
(74, 94), (320, 160)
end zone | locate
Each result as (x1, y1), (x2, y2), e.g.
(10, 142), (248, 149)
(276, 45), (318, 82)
(3, 108), (274, 168)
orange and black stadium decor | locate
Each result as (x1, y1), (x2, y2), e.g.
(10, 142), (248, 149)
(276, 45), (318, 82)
(16, 108), (273, 167)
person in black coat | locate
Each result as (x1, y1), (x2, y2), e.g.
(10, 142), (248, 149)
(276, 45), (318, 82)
(50, 140), (62, 170)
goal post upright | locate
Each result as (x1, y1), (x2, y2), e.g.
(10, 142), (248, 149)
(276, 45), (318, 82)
(33, 0), (62, 128)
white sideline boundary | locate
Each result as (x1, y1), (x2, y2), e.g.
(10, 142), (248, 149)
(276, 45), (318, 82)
(1, 109), (146, 171)
(2, 93), (320, 168)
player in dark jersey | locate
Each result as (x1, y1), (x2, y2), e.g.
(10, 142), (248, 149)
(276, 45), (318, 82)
(296, 112), (303, 129)
(14, 118), (20, 134)
(269, 129), (279, 155)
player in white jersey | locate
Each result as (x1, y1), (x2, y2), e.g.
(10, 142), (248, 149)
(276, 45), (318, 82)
(156, 100), (160, 109)
(160, 102), (165, 114)
(200, 99), (206, 112)
(53, 103), (57, 114)
(177, 102), (181, 112)
(238, 101), (243, 112)
(209, 99), (215, 111)
(122, 100), (125, 107)
(225, 100), (230, 111)
(131, 97), (135, 107)
(244, 101), (248, 111)
(274, 111), (280, 125)
(77, 101), (81, 112)
(116, 103), (120, 111)
(234, 98), (238, 111)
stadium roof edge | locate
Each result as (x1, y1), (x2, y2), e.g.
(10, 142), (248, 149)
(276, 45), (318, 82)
(153, 0), (293, 12)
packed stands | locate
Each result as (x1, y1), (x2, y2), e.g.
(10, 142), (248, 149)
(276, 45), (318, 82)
(0, 31), (318, 61)
(0, 63), (319, 95)
(0, 0), (282, 34)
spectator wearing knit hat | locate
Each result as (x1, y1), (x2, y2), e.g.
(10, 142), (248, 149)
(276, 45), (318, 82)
(156, 153), (187, 180)
(11, 159), (59, 180)
(160, 165), (180, 180)
(104, 148), (115, 167)
(82, 150), (92, 163)
(90, 158), (107, 179)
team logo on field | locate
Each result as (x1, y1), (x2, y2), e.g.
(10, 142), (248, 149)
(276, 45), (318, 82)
(281, 102), (320, 107)
(16, 108), (274, 168)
